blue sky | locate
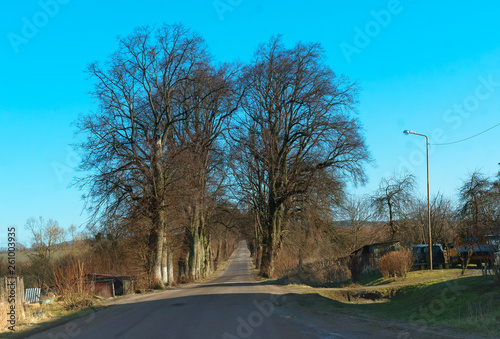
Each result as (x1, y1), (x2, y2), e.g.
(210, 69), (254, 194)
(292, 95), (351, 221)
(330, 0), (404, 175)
(1, 0), (499, 247)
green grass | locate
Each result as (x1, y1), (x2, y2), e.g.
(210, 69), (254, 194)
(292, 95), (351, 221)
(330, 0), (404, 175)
(345, 268), (475, 287)
(294, 272), (500, 337)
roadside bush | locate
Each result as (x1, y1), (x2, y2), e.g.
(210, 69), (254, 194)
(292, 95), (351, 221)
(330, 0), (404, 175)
(53, 258), (94, 310)
(274, 247), (300, 279)
(275, 256), (351, 287)
(377, 249), (414, 278)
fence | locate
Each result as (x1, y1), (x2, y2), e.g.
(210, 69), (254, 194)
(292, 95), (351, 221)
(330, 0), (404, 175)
(0, 276), (26, 327)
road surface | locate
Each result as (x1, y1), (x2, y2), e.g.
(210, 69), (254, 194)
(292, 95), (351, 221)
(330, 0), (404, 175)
(27, 242), (475, 338)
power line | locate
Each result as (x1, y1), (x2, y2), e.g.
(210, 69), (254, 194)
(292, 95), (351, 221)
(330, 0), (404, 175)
(430, 122), (500, 146)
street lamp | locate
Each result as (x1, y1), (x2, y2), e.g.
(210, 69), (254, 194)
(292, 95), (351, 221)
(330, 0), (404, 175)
(403, 130), (432, 271)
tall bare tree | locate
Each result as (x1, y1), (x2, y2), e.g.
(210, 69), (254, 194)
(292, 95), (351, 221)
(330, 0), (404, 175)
(372, 172), (416, 239)
(231, 36), (370, 277)
(407, 193), (455, 246)
(230, 128), (269, 269)
(458, 171), (498, 234)
(24, 217), (65, 287)
(76, 24), (217, 285)
(25, 217), (65, 263)
(171, 62), (239, 280)
(337, 195), (374, 252)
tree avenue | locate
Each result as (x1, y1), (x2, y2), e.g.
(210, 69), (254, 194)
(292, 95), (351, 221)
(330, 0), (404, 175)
(230, 37), (370, 277)
(76, 25), (370, 283)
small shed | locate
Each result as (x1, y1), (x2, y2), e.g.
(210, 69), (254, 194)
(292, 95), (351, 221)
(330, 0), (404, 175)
(87, 274), (134, 298)
(352, 241), (401, 270)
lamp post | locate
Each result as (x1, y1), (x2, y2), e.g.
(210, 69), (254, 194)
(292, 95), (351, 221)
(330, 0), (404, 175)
(403, 130), (432, 270)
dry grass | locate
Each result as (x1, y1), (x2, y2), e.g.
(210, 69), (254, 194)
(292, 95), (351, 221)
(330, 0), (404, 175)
(53, 259), (94, 310)
(273, 247), (300, 278)
(274, 248), (351, 286)
(0, 301), (8, 331)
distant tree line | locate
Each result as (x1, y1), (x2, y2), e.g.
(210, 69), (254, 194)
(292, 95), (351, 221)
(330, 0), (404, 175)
(370, 170), (500, 248)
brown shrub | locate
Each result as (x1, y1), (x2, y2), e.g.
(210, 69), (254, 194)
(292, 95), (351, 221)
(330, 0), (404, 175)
(377, 249), (414, 278)
(320, 258), (351, 285)
(53, 259), (94, 310)
(273, 247), (300, 279)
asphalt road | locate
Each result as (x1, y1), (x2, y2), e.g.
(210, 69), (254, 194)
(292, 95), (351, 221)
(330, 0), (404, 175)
(27, 242), (474, 339)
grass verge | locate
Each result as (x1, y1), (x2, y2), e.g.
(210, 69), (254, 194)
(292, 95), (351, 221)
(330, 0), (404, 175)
(1, 301), (105, 338)
(287, 270), (500, 337)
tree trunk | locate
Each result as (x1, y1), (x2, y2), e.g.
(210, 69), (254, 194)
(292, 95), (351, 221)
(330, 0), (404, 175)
(188, 197), (214, 281)
(168, 249), (174, 284)
(161, 244), (168, 286)
(151, 221), (164, 285)
(255, 244), (263, 270)
(260, 239), (275, 278)
(225, 231), (229, 259)
(188, 226), (199, 281)
(388, 203), (396, 240)
(260, 203), (282, 278)
(152, 136), (166, 285)
(253, 217), (262, 269)
(203, 232), (212, 277)
(215, 239), (222, 270)
(161, 241), (174, 286)
(198, 231), (205, 279)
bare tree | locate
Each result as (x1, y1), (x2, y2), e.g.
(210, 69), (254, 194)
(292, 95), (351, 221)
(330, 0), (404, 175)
(407, 193), (455, 246)
(231, 36), (370, 277)
(171, 61), (239, 281)
(458, 171), (496, 234)
(337, 195), (374, 252)
(24, 217), (65, 287)
(372, 172), (416, 239)
(25, 217), (65, 262)
(494, 167), (500, 194)
(230, 129), (269, 269)
(75, 24), (217, 285)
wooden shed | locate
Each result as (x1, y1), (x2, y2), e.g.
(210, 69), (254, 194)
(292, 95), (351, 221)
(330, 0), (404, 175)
(87, 274), (134, 298)
(351, 241), (401, 271)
